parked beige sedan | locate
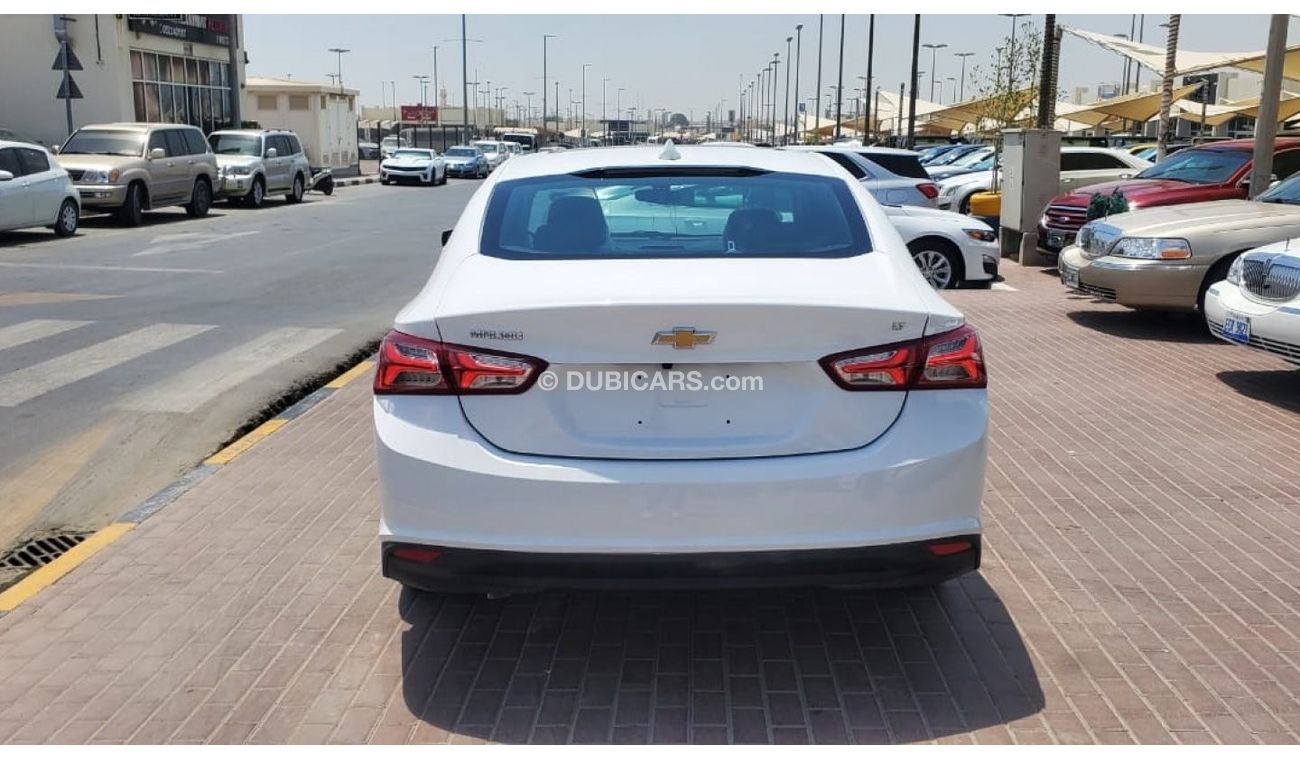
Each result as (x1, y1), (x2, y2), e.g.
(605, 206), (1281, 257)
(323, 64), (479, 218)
(1058, 177), (1300, 316)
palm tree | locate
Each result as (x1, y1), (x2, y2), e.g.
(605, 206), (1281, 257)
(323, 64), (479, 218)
(1156, 15), (1181, 162)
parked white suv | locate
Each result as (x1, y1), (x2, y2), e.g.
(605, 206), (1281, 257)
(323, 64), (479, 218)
(786, 145), (940, 208)
(373, 145), (988, 594)
(0, 141), (80, 236)
(209, 129), (312, 207)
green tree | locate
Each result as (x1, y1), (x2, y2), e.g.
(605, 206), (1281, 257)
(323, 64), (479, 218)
(968, 19), (1043, 135)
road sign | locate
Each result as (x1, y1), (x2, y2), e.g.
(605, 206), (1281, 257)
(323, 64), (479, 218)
(56, 71), (83, 100)
(51, 43), (83, 71)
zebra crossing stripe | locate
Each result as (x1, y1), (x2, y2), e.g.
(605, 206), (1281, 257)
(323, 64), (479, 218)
(0, 320), (92, 352)
(0, 323), (214, 407)
(117, 326), (342, 413)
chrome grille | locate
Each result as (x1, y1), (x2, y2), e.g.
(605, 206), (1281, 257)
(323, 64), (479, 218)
(1043, 204), (1088, 233)
(1079, 222), (1121, 259)
(1242, 253), (1300, 302)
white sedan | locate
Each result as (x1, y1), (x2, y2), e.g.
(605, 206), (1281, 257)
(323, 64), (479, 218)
(885, 204), (998, 289)
(1205, 239), (1300, 365)
(380, 149), (447, 186)
(373, 144), (988, 594)
(0, 140), (80, 237)
(936, 147), (1151, 215)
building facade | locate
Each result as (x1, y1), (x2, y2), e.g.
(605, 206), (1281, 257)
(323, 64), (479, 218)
(0, 14), (246, 148)
(245, 77), (359, 169)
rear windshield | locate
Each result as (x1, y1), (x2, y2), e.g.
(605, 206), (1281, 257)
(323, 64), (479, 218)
(858, 152), (930, 179)
(1136, 148), (1249, 185)
(447, 147), (478, 157)
(481, 170), (872, 259)
(61, 130), (145, 157)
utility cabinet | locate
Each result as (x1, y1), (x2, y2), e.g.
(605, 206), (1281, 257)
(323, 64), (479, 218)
(999, 128), (1061, 267)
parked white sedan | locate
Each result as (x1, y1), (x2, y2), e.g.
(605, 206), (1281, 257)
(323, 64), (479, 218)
(1205, 239), (1300, 365)
(0, 140), (79, 237)
(936, 147), (1151, 215)
(373, 144), (988, 594)
(380, 149), (447, 186)
(885, 204), (999, 289)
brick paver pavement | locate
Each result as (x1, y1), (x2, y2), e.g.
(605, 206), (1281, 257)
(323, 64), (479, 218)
(2, 261), (1300, 744)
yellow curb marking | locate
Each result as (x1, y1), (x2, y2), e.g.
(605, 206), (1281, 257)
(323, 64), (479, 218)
(204, 418), (288, 466)
(324, 359), (375, 389)
(0, 523), (135, 612)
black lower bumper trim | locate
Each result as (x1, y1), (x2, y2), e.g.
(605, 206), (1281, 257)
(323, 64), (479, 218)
(381, 535), (981, 593)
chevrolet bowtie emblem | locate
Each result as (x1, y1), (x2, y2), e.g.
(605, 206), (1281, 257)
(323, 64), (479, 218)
(652, 327), (715, 349)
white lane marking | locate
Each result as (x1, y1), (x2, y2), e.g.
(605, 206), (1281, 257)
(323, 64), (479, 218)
(0, 320), (93, 352)
(116, 326), (342, 413)
(991, 282), (1019, 292)
(0, 323), (215, 407)
(0, 262), (222, 275)
(132, 230), (260, 257)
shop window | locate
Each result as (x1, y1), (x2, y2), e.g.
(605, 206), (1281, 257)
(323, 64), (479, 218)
(186, 59), (199, 85)
(158, 56), (172, 83)
(289, 95), (309, 111)
(130, 51), (143, 79)
(144, 53), (158, 81)
(133, 83), (146, 122)
(258, 95), (278, 111)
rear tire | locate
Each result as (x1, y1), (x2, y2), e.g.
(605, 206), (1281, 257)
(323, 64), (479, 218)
(185, 178), (211, 218)
(115, 183), (145, 226)
(53, 199), (79, 237)
(908, 238), (965, 290)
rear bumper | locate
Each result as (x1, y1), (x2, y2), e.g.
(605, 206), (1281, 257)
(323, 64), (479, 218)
(374, 390), (986, 556)
(382, 536), (981, 593)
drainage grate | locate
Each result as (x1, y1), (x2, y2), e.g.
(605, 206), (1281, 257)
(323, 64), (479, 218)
(1, 532), (91, 570)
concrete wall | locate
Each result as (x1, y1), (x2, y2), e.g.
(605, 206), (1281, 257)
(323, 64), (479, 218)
(0, 14), (244, 148)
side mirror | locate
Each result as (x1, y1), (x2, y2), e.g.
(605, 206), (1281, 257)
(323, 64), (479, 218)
(265, 148), (278, 158)
(52, 144), (62, 154)
(441, 229), (453, 246)
(0, 170), (13, 181)
(149, 147), (166, 159)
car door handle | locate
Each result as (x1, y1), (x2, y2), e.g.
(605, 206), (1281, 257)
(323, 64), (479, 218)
(166, 161), (176, 167)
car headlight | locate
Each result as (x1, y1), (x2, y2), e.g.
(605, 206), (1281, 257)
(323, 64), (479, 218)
(1110, 237), (1192, 260)
(1227, 255), (1244, 285)
(963, 228), (997, 243)
(224, 165), (253, 176)
(80, 169), (120, 183)
(940, 184), (958, 197)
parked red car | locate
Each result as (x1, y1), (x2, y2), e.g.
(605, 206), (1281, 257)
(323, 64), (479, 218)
(1037, 138), (1300, 255)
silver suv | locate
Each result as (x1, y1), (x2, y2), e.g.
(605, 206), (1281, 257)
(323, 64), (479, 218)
(208, 129), (312, 207)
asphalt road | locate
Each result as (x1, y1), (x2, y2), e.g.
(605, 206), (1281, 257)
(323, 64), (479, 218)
(0, 179), (480, 558)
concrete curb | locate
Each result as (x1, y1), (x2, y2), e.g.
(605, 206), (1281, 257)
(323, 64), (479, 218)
(335, 176), (378, 188)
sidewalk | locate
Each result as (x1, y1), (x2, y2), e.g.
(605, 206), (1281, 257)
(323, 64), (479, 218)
(2, 262), (1300, 744)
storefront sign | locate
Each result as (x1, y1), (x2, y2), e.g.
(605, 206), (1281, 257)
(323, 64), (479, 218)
(400, 105), (439, 123)
(126, 15), (231, 47)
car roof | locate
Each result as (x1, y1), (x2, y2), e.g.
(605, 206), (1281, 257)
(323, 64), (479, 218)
(1193, 137), (1300, 152)
(1060, 146), (1134, 156)
(78, 123), (196, 132)
(0, 139), (50, 151)
(789, 144), (920, 157)
(488, 144), (845, 181)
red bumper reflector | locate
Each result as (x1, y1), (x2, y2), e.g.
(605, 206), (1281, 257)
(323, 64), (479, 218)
(393, 546), (442, 564)
(927, 540), (973, 557)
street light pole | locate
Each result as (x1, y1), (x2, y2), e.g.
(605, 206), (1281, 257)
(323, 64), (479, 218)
(770, 54), (780, 143)
(922, 43), (947, 102)
(866, 15), (875, 141)
(581, 63), (591, 145)
(815, 16), (824, 140)
(461, 15), (469, 136)
(617, 88), (625, 144)
(954, 52), (974, 102)
(833, 15), (845, 139)
(522, 91), (534, 128)
(542, 34), (556, 139)
(908, 15), (920, 149)
(793, 24), (803, 144)
(602, 77), (609, 141)
(783, 36), (792, 145)
(328, 47), (350, 92)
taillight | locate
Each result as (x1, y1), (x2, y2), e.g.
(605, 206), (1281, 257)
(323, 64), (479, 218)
(820, 324), (985, 391)
(917, 182), (940, 199)
(373, 330), (546, 395)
